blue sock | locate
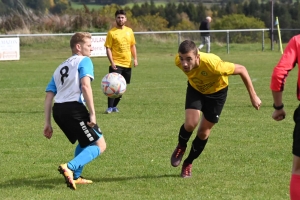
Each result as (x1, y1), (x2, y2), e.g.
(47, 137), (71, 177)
(67, 145), (101, 179)
(74, 144), (84, 156)
(72, 144), (84, 179)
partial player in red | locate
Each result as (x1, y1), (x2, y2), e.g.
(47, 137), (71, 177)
(270, 34), (300, 200)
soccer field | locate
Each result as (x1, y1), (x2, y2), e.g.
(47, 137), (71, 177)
(0, 37), (295, 200)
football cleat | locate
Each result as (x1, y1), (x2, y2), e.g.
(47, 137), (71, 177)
(74, 176), (93, 184)
(105, 107), (113, 114)
(171, 144), (186, 167)
(112, 107), (119, 113)
(58, 163), (76, 190)
(181, 162), (192, 178)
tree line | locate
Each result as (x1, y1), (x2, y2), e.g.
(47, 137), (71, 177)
(1, 0), (300, 42)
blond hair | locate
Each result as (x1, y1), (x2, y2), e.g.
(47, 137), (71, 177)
(70, 32), (92, 49)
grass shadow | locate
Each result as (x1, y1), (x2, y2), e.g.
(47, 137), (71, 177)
(0, 174), (179, 190)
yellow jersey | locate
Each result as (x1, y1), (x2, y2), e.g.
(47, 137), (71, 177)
(175, 52), (235, 94)
(104, 26), (136, 68)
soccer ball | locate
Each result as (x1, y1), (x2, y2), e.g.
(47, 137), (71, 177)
(101, 72), (127, 98)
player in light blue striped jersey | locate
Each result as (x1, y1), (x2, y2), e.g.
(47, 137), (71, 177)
(43, 32), (106, 190)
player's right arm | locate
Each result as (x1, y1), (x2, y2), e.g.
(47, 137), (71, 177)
(104, 31), (117, 70)
(270, 36), (298, 121)
(271, 36), (298, 93)
(44, 77), (57, 139)
(106, 47), (117, 70)
(44, 91), (55, 139)
(271, 91), (286, 121)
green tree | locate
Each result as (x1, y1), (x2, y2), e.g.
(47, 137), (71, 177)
(177, 2), (185, 14)
(136, 13), (168, 31)
(155, 5), (165, 19)
(186, 3), (197, 22)
(48, 0), (55, 8)
(0, 1), (9, 15)
(24, 0), (48, 12)
(164, 2), (180, 28)
(289, 2), (300, 36)
(213, 14), (266, 43)
(195, 3), (206, 23)
(140, 2), (151, 15)
(248, 0), (260, 18)
(49, 0), (70, 14)
(131, 3), (141, 17)
(275, 5), (293, 42)
(176, 2), (198, 23)
(99, 3), (121, 18)
(2, 0), (18, 8)
(173, 12), (196, 31)
(114, 0), (128, 5)
(224, 0), (238, 15)
(210, 4), (221, 18)
(149, 0), (157, 15)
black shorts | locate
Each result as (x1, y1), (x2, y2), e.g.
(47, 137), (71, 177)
(53, 102), (102, 148)
(109, 65), (132, 84)
(185, 82), (228, 123)
(293, 105), (300, 157)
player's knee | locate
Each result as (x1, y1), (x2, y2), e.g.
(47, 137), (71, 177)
(100, 141), (107, 153)
(96, 137), (107, 153)
(100, 143), (106, 153)
(196, 130), (210, 140)
(184, 122), (198, 132)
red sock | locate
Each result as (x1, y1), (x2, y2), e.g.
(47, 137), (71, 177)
(290, 174), (300, 200)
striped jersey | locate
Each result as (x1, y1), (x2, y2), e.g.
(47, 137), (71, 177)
(45, 55), (94, 103)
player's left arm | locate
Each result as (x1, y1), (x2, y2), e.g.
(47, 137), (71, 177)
(130, 32), (138, 67)
(81, 76), (96, 127)
(233, 64), (261, 110)
(130, 44), (138, 67)
(79, 57), (96, 127)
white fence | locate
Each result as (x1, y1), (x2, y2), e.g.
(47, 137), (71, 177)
(0, 28), (299, 59)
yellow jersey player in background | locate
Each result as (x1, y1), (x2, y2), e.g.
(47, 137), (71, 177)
(170, 40), (261, 178)
(104, 9), (138, 114)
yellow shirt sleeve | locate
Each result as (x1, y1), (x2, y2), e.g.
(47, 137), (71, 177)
(174, 52), (235, 94)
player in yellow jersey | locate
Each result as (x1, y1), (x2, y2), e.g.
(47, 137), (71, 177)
(104, 9), (138, 114)
(170, 40), (262, 178)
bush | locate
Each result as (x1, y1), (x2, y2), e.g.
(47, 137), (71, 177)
(213, 14), (266, 43)
(136, 14), (169, 31)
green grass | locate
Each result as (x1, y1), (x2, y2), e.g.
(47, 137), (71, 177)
(70, 1), (183, 10)
(0, 36), (295, 200)
(70, 2), (104, 10)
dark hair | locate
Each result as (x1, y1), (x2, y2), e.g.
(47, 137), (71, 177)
(178, 40), (198, 55)
(115, 10), (126, 17)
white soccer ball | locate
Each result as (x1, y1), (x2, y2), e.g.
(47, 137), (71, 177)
(101, 72), (127, 98)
